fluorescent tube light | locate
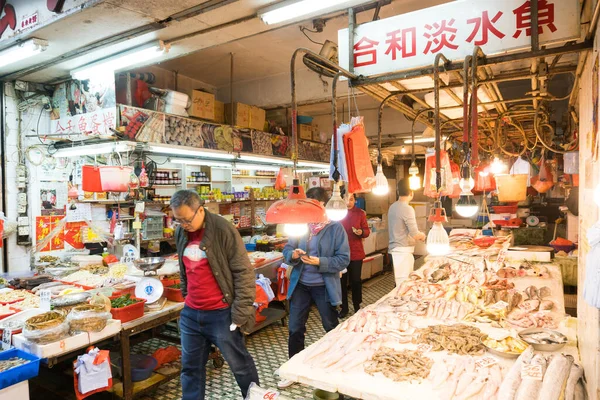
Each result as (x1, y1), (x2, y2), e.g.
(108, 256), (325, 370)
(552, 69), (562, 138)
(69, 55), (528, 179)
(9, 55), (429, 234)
(0, 38), (48, 69)
(404, 136), (447, 144)
(235, 164), (281, 172)
(297, 168), (329, 173)
(297, 161), (330, 168)
(147, 144), (235, 160)
(71, 41), (169, 81)
(259, 0), (370, 25)
(238, 155), (294, 166)
(53, 142), (135, 157)
(170, 158), (232, 168)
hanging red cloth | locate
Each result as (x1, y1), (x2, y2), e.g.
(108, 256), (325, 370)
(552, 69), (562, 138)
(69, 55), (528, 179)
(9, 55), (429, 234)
(255, 284), (269, 323)
(276, 266), (289, 301)
(448, 161), (461, 198)
(344, 117), (376, 193)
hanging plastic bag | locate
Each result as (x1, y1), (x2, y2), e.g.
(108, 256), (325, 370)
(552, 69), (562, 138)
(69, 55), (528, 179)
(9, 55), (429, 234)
(330, 123), (351, 182)
(82, 165), (103, 193)
(344, 117), (376, 193)
(531, 155), (554, 193)
(276, 266), (289, 301)
(73, 348), (113, 399)
(509, 157), (532, 186)
(423, 150), (454, 198)
(473, 162), (496, 193)
(448, 161), (461, 198)
(275, 168), (286, 190)
(139, 162), (149, 188)
(254, 284), (269, 323)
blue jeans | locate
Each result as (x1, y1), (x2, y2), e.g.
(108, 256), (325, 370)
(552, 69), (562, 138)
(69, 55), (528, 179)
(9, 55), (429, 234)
(288, 283), (338, 358)
(179, 306), (259, 399)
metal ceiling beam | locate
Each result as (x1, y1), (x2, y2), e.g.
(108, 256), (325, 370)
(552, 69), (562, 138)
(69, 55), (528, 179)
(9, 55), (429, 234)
(351, 41), (593, 87)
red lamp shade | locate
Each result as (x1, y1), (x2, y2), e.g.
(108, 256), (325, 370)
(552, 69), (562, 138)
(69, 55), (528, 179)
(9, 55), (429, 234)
(428, 201), (448, 223)
(266, 180), (327, 224)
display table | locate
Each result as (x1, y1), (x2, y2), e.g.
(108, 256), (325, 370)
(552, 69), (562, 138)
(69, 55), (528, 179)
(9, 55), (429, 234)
(278, 255), (578, 400)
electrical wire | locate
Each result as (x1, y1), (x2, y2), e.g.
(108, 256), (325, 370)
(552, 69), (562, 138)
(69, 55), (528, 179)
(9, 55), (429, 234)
(300, 26), (324, 46)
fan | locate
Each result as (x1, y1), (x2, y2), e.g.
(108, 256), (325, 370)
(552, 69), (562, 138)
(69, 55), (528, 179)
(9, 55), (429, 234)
(303, 40), (339, 78)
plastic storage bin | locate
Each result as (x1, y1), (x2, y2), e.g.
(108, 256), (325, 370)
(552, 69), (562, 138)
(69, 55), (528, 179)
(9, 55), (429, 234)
(108, 296), (146, 323)
(495, 174), (528, 202)
(164, 286), (184, 302)
(110, 353), (158, 382)
(0, 349), (41, 390)
(142, 216), (164, 240)
(245, 243), (256, 251)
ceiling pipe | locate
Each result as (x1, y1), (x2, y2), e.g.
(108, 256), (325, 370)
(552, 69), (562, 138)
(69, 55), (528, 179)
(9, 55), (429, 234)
(469, 47), (485, 165)
(587, 0), (600, 40)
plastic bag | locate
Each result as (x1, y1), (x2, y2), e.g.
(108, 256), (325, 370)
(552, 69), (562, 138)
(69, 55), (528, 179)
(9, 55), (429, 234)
(67, 305), (112, 333)
(509, 157), (532, 186)
(531, 155), (554, 193)
(23, 320), (70, 344)
(255, 274), (275, 302)
(423, 151), (454, 197)
(344, 117), (376, 193)
(330, 123), (351, 182)
(473, 162), (496, 193)
(448, 161), (461, 198)
(73, 348), (113, 399)
(276, 266), (289, 301)
(254, 284), (269, 323)
(152, 346), (181, 370)
(275, 168), (286, 190)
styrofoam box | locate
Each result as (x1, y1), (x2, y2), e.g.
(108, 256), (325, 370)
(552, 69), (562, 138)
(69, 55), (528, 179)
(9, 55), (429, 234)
(13, 332), (89, 359)
(363, 234), (377, 255)
(376, 230), (388, 251)
(369, 253), (384, 275)
(361, 259), (372, 281)
(88, 319), (121, 344)
(0, 380), (29, 400)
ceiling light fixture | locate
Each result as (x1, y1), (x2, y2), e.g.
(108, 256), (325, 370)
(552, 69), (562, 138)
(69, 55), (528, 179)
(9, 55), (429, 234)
(490, 156), (507, 175)
(147, 144), (235, 160)
(170, 158), (232, 168)
(239, 155), (294, 166)
(372, 164), (389, 196)
(297, 161), (330, 168)
(427, 201), (450, 256)
(325, 181), (348, 221)
(71, 41), (169, 81)
(53, 142), (135, 157)
(408, 162), (421, 191)
(0, 38), (49, 69)
(259, 0), (370, 25)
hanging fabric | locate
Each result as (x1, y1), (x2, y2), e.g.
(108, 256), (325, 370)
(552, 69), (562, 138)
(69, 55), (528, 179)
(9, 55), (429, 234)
(344, 117), (376, 193)
(423, 150), (454, 198)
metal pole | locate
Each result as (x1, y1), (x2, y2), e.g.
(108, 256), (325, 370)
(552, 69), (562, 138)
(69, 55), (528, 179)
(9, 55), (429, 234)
(462, 55), (472, 145)
(434, 53), (449, 192)
(332, 73), (342, 181)
(531, 0), (539, 52)
(230, 52), (234, 125)
(348, 7), (355, 75)
(470, 47), (485, 165)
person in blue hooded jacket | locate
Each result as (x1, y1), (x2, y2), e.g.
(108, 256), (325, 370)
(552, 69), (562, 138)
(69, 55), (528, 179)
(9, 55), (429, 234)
(278, 187), (350, 389)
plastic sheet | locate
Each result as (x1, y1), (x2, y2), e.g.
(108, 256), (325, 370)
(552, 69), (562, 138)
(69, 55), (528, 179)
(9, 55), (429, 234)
(23, 320), (69, 344)
(67, 305), (112, 333)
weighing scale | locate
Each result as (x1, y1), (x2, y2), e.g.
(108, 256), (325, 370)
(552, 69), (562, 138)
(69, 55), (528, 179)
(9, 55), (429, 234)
(132, 257), (165, 304)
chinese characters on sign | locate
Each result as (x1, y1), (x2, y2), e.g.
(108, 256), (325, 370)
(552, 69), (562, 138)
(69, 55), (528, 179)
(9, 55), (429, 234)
(36, 216), (64, 252)
(50, 107), (117, 139)
(338, 0), (578, 77)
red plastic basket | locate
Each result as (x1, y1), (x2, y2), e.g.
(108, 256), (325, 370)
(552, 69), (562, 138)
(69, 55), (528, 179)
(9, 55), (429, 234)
(164, 287), (184, 303)
(109, 296), (146, 323)
(491, 204), (518, 214)
(112, 286), (136, 297)
(160, 279), (180, 288)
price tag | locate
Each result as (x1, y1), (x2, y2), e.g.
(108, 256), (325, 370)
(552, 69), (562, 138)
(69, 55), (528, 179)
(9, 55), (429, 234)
(475, 356), (498, 370)
(489, 301), (509, 310)
(416, 344), (432, 354)
(2, 329), (12, 350)
(521, 364), (543, 380)
(40, 289), (51, 311)
(398, 313), (409, 321)
(262, 390), (280, 400)
(134, 202), (145, 213)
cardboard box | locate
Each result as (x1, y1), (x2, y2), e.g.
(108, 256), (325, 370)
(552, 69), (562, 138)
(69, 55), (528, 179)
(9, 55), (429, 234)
(225, 102), (251, 128)
(249, 106), (266, 131)
(189, 90), (215, 120)
(214, 101), (225, 124)
(299, 124), (313, 141)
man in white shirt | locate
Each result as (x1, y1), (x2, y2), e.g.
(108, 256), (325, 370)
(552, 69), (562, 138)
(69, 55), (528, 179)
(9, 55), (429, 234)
(388, 179), (426, 285)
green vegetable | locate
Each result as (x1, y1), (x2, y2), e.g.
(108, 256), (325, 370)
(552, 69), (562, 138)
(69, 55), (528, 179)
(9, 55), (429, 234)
(169, 283), (181, 289)
(110, 294), (140, 308)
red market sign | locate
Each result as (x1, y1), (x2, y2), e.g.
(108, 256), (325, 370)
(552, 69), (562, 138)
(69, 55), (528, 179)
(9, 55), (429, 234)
(338, 0), (580, 77)
(0, 0), (91, 42)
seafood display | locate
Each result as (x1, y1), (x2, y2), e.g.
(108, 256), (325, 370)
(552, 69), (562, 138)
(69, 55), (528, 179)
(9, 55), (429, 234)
(482, 336), (529, 356)
(429, 356), (504, 400)
(413, 324), (486, 355)
(519, 329), (567, 345)
(364, 349), (433, 382)
(497, 261), (550, 279)
(0, 357), (30, 373)
(0, 290), (36, 304)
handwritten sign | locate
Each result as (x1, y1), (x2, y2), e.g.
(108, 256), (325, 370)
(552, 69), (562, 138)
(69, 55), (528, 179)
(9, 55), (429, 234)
(262, 391), (280, 400)
(489, 301), (509, 310)
(475, 356), (498, 370)
(521, 364), (544, 380)
(2, 329), (12, 350)
(40, 289), (51, 311)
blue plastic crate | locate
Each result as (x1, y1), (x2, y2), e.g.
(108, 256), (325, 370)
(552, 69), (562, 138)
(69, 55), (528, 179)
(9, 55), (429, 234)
(0, 349), (41, 390)
(245, 243), (256, 251)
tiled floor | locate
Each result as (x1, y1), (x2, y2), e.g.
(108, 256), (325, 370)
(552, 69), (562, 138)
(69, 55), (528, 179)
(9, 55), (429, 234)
(30, 272), (395, 400)
(139, 272), (395, 400)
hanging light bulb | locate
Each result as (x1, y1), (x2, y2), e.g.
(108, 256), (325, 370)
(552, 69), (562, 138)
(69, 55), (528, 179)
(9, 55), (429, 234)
(427, 201), (450, 256)
(408, 162), (420, 191)
(400, 145), (407, 154)
(455, 191), (479, 218)
(325, 182), (348, 221)
(491, 156), (507, 175)
(372, 164), (389, 196)
(459, 176), (475, 192)
(284, 223), (309, 237)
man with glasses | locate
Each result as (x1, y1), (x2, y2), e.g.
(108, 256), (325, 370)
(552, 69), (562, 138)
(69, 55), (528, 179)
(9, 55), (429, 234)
(171, 190), (259, 399)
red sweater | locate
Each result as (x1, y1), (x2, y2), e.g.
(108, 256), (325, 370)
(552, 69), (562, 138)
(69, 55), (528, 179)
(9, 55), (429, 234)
(340, 206), (371, 260)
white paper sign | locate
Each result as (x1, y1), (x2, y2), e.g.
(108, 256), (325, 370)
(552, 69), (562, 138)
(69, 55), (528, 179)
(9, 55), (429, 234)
(40, 289), (51, 311)
(339, 0), (579, 77)
(2, 329), (12, 351)
(475, 356), (498, 370)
